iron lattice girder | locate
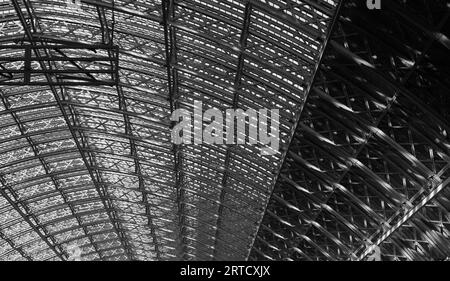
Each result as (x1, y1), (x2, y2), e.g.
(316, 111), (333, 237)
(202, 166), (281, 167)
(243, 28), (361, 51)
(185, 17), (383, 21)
(161, 0), (341, 260)
(96, 4), (164, 260)
(210, 1), (253, 261)
(0, 44), (119, 86)
(161, 0), (189, 260)
(0, 86), (105, 260)
(251, 0), (450, 261)
(0, 227), (33, 260)
(6, 0), (133, 260)
(0, 0), (339, 260)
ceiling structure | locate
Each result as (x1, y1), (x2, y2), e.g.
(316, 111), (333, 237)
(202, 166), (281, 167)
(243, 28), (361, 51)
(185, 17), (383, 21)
(250, 0), (450, 261)
(0, 0), (448, 261)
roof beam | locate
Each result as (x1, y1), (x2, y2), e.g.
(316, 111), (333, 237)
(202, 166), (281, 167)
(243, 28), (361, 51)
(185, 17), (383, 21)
(0, 88), (104, 260)
(355, 169), (450, 260)
(211, 1), (253, 261)
(10, 0), (134, 260)
(97, 5), (163, 261)
(0, 228), (33, 260)
(247, 0), (344, 260)
(162, 0), (189, 260)
(0, 173), (66, 260)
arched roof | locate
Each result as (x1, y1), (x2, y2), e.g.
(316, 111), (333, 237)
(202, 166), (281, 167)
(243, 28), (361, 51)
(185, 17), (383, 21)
(0, 0), (340, 260)
(251, 0), (450, 261)
(1, 0), (449, 262)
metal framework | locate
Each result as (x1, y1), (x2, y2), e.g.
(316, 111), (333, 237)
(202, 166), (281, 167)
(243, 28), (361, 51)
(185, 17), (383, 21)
(0, 0), (448, 261)
(0, 43), (119, 86)
(250, 0), (450, 261)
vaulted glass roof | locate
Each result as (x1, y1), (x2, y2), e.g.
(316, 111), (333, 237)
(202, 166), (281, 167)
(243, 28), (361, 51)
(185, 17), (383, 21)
(0, 0), (340, 260)
(2, 0), (449, 262)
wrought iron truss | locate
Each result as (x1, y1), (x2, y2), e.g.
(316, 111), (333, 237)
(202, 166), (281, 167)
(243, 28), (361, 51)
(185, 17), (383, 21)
(0, 0), (340, 261)
(250, 0), (450, 261)
(0, 0), (448, 262)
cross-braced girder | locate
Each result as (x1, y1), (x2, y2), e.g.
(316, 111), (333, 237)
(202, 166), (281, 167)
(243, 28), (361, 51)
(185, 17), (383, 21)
(0, 0), (340, 261)
(2, 0), (447, 262)
(250, 0), (450, 261)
